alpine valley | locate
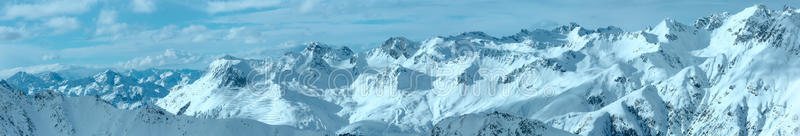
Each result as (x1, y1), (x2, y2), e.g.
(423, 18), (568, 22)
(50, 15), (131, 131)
(3, 5), (800, 136)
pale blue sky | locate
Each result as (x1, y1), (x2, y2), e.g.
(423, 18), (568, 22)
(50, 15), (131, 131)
(0, 0), (798, 70)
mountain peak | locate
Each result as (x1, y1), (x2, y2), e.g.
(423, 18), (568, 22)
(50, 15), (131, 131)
(39, 72), (64, 81)
(340, 46), (353, 55)
(219, 55), (242, 60)
(93, 70), (122, 84)
(383, 37), (410, 44)
(447, 31), (497, 40)
(733, 4), (772, 21)
(207, 56), (252, 88)
(300, 42), (355, 61)
(9, 71), (65, 83)
(749, 4), (768, 11)
(593, 25), (624, 34)
(783, 5), (797, 13)
(380, 37), (419, 59)
(645, 18), (693, 42)
(659, 18), (678, 25)
(694, 13), (729, 30)
(99, 69), (118, 75)
(303, 42), (332, 53)
(652, 18), (689, 32)
(720, 5), (798, 46)
(9, 71), (35, 79)
(553, 22), (582, 33)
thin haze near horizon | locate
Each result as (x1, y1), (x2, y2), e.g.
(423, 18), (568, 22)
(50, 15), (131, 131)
(0, 0), (797, 70)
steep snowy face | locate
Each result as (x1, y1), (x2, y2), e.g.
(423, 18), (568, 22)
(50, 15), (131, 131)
(549, 5), (800, 136)
(547, 86), (670, 135)
(0, 80), (38, 136)
(205, 55), (258, 87)
(698, 5), (800, 57)
(0, 82), (328, 136)
(295, 42), (357, 74)
(431, 112), (576, 136)
(694, 12), (730, 31)
(5, 69), (201, 109)
(157, 54), (349, 131)
(151, 5), (800, 135)
(679, 6), (800, 136)
(379, 37), (420, 59)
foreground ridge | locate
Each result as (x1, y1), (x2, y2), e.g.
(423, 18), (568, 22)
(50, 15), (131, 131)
(0, 80), (329, 135)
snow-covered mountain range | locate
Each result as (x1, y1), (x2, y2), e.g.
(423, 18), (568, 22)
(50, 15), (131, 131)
(5, 69), (201, 109)
(4, 5), (800, 136)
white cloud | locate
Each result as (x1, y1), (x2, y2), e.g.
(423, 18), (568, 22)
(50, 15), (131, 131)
(131, 0), (156, 13)
(41, 54), (61, 61)
(115, 24), (218, 43)
(0, 63), (104, 79)
(94, 10), (128, 39)
(182, 25), (208, 33)
(85, 22), (255, 45)
(206, 0), (281, 14)
(97, 10), (118, 25)
(233, 40), (305, 59)
(299, 0), (316, 13)
(0, 44), (49, 71)
(225, 26), (264, 44)
(44, 17), (80, 34)
(114, 49), (205, 69)
(181, 25), (214, 42)
(148, 25), (179, 42)
(1, 0), (98, 20)
(0, 26), (26, 41)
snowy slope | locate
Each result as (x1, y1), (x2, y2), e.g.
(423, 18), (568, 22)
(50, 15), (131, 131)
(430, 112), (576, 136)
(0, 80), (327, 136)
(153, 5), (800, 135)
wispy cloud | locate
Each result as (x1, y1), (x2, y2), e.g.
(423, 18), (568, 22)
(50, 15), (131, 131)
(131, 0), (157, 13)
(298, 0), (317, 13)
(41, 54), (60, 61)
(115, 49), (206, 70)
(0, 63), (104, 79)
(1, 0), (98, 20)
(206, 0), (281, 14)
(181, 25), (212, 42)
(0, 44), (48, 69)
(0, 26), (27, 41)
(44, 16), (80, 34)
(224, 26), (265, 44)
(94, 10), (129, 40)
